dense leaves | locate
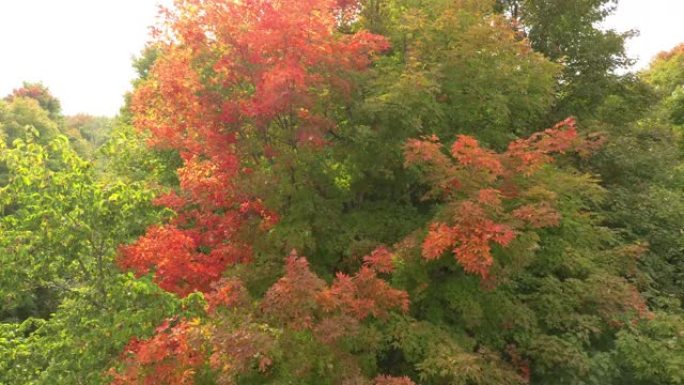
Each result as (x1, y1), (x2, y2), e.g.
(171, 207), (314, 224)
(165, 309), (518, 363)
(405, 118), (601, 277)
(2, 0), (684, 384)
(496, 0), (633, 120)
(111, 251), (409, 384)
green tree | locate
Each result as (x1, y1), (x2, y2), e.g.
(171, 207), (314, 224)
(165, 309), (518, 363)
(5, 82), (62, 120)
(64, 114), (114, 153)
(0, 132), (179, 384)
(496, 0), (634, 120)
(589, 43), (684, 311)
(644, 43), (684, 126)
(0, 97), (60, 147)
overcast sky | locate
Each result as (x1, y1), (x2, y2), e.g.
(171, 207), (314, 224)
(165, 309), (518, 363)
(603, 0), (684, 69)
(0, 0), (683, 116)
(0, 0), (170, 116)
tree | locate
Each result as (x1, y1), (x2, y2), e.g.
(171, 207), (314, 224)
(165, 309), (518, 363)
(120, 0), (389, 294)
(496, 0), (634, 120)
(589, 43), (684, 311)
(3, 1), (683, 384)
(392, 120), (651, 384)
(65, 114), (114, 149)
(644, 43), (684, 126)
(110, 250), (410, 385)
(0, 132), (177, 384)
(0, 97), (60, 149)
(109, 1), (670, 384)
(360, 0), (559, 146)
(5, 82), (62, 120)
(2, 83), (97, 158)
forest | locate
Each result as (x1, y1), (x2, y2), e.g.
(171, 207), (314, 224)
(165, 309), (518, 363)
(1, 0), (683, 384)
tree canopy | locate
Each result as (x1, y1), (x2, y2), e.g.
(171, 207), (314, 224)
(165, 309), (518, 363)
(1, 1), (683, 384)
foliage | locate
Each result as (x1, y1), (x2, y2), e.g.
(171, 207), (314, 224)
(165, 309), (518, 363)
(391, 120), (652, 384)
(405, 118), (601, 277)
(360, 0), (559, 146)
(590, 53), (684, 310)
(0, 274), (179, 385)
(110, 251), (409, 385)
(0, 97), (60, 150)
(0, 134), (162, 319)
(5, 82), (62, 119)
(644, 43), (684, 126)
(1, 83), (100, 159)
(496, 0), (634, 120)
(65, 114), (114, 150)
(0, 112), (175, 383)
(2, 1), (684, 384)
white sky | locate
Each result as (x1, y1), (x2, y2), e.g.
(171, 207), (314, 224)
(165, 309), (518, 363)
(0, 0), (171, 116)
(603, 0), (684, 70)
(0, 0), (682, 116)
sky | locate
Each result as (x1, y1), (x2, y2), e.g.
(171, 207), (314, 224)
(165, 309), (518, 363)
(0, 0), (683, 116)
(603, 0), (684, 69)
(0, 0), (171, 116)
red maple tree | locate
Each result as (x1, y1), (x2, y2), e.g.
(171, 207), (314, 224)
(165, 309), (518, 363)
(110, 250), (409, 384)
(118, 0), (388, 296)
(406, 118), (604, 278)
